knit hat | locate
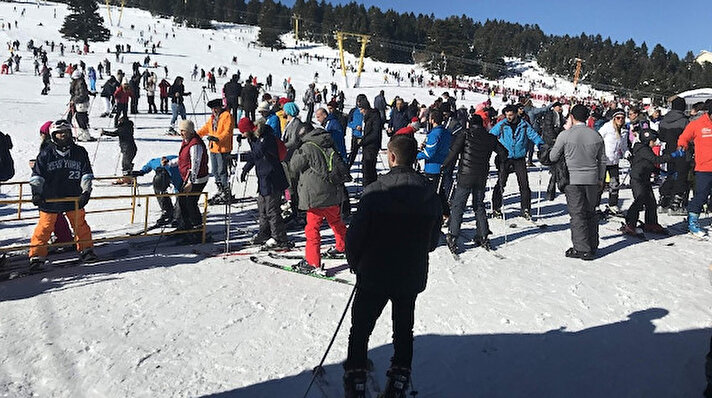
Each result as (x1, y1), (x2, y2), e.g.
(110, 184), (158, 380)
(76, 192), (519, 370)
(257, 100), (271, 113)
(570, 104), (590, 122)
(611, 109), (625, 118)
(39, 121), (53, 136)
(671, 97), (686, 111)
(278, 97), (290, 106)
(178, 119), (195, 134)
(409, 117), (421, 130)
(551, 101), (562, 108)
(283, 102), (300, 117)
(121, 78), (129, 86)
(237, 117), (255, 133)
(71, 70), (82, 80)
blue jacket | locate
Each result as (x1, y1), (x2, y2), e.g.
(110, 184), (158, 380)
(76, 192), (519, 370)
(347, 107), (363, 138)
(141, 156), (181, 192)
(417, 125), (451, 174)
(388, 107), (410, 131)
(489, 118), (543, 159)
(266, 113), (282, 140)
(87, 67), (96, 80)
(325, 113), (347, 161)
(243, 125), (289, 196)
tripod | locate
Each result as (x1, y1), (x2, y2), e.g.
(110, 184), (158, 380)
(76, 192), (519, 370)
(189, 86), (209, 125)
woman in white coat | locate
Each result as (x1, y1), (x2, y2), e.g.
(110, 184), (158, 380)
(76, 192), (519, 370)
(597, 108), (627, 214)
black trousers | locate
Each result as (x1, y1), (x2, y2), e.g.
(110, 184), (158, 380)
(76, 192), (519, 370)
(492, 158), (531, 213)
(121, 146), (137, 175)
(147, 95), (157, 113)
(345, 288), (417, 371)
(160, 97), (168, 113)
(564, 184), (599, 253)
(347, 137), (362, 169)
(659, 156), (691, 202)
(626, 179), (658, 226)
(256, 192), (287, 242)
(114, 103), (128, 127)
(178, 182), (206, 229)
(361, 147), (378, 187)
(130, 96), (139, 114)
(597, 165), (620, 208)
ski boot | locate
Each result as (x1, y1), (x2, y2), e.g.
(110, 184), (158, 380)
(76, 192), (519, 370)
(343, 369), (368, 398)
(261, 238), (294, 251)
(641, 222), (669, 235)
(564, 247), (595, 261)
(490, 209), (503, 219)
(446, 234), (458, 254)
(688, 212), (706, 238)
(521, 210), (532, 221)
(324, 246), (345, 259)
(381, 366), (411, 398)
(155, 212), (174, 226)
(605, 205), (621, 217)
(80, 248), (98, 263)
(249, 233), (269, 246)
(474, 235), (493, 251)
(292, 259), (320, 274)
(620, 222), (645, 239)
(29, 256), (47, 273)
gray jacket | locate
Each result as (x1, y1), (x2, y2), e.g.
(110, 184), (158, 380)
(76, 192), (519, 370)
(549, 123), (606, 185)
(289, 127), (343, 210)
(282, 117), (304, 161)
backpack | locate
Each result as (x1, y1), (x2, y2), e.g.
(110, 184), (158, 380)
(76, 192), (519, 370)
(307, 142), (352, 185)
(0, 131), (15, 182)
(532, 111), (547, 134)
(276, 138), (287, 161)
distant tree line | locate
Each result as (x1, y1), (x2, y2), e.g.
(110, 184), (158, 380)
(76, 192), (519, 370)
(65, 0), (712, 97)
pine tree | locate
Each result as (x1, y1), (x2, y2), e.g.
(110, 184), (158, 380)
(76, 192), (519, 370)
(60, 0), (111, 44)
(257, 0), (284, 49)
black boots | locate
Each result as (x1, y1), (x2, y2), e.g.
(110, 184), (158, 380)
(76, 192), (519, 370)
(343, 369), (367, 398)
(382, 366), (411, 398)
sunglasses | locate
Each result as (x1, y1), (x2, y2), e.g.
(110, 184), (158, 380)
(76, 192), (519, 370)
(614, 116), (624, 120)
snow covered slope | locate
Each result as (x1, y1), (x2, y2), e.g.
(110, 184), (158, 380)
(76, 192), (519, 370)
(0, 2), (711, 397)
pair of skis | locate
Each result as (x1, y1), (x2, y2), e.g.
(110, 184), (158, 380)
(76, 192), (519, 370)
(0, 248), (130, 282)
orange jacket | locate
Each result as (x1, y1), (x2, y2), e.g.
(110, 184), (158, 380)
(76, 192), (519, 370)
(197, 110), (234, 153)
(678, 114), (712, 172)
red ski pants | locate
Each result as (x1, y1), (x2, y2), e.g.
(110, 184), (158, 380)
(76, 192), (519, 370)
(305, 205), (346, 267)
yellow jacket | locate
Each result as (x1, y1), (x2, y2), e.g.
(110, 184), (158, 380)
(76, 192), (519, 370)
(198, 110), (234, 153)
(277, 109), (288, 132)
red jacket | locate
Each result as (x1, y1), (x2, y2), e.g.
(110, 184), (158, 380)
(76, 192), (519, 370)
(159, 80), (170, 98)
(113, 87), (134, 104)
(178, 135), (209, 184)
(678, 114), (712, 172)
(394, 125), (415, 136)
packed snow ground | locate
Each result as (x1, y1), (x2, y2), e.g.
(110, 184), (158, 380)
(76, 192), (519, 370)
(0, 2), (711, 397)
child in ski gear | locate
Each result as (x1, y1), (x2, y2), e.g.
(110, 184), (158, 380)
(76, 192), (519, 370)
(197, 98), (234, 205)
(100, 116), (136, 182)
(288, 124), (347, 272)
(344, 135), (441, 398)
(130, 156), (180, 226)
(677, 106), (712, 237)
(622, 128), (682, 236)
(29, 120), (96, 271)
(239, 117), (292, 250)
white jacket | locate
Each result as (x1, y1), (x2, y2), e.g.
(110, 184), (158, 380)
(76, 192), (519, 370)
(598, 120), (627, 166)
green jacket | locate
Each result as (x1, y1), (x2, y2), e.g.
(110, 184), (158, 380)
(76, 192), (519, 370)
(289, 127), (344, 210)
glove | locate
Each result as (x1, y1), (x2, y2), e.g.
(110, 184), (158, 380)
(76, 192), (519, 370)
(240, 169), (248, 182)
(31, 194), (45, 207)
(229, 154), (238, 168)
(78, 191), (90, 208)
(235, 134), (243, 143)
(128, 170), (146, 177)
(206, 135), (219, 143)
(623, 150), (632, 160)
(671, 149), (685, 158)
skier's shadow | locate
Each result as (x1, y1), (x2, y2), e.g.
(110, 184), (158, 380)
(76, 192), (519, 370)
(202, 307), (711, 398)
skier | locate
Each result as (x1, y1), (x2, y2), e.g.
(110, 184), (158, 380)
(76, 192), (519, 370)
(240, 79), (258, 121)
(343, 134), (441, 398)
(87, 66), (97, 92)
(677, 104), (712, 238)
(373, 90), (387, 126)
(99, 75), (119, 117)
(541, 102), (566, 200)
(658, 97), (690, 214)
(489, 104), (544, 220)
(621, 128), (683, 236)
(357, 98), (383, 187)
(168, 76), (190, 134)
(129, 156), (182, 226)
(238, 117), (293, 250)
(288, 124), (348, 273)
(29, 120), (96, 271)
(69, 70), (96, 142)
(222, 74), (242, 122)
(303, 83), (316, 123)
(40, 63), (51, 95)
(100, 116), (137, 184)
(257, 100), (281, 139)
(197, 98), (235, 205)
(596, 109), (627, 215)
(158, 77), (170, 114)
(166, 120), (209, 243)
(547, 105), (606, 260)
(113, 79), (133, 128)
(129, 72), (141, 114)
(346, 94), (367, 168)
(442, 114), (501, 253)
(145, 72), (157, 114)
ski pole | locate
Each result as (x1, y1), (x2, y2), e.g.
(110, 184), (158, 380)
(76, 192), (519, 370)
(302, 284), (357, 398)
(537, 166), (542, 219)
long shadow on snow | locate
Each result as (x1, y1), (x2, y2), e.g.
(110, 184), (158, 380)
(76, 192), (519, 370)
(202, 308), (709, 398)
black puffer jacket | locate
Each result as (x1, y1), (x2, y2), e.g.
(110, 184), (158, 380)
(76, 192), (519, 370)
(658, 110), (688, 154)
(346, 166), (441, 296)
(360, 108), (383, 150)
(443, 125), (501, 188)
(630, 142), (673, 184)
(541, 109), (565, 146)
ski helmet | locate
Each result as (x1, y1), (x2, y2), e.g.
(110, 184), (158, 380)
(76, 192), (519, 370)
(153, 167), (171, 193)
(638, 128), (659, 145)
(49, 119), (73, 150)
(71, 70), (83, 80)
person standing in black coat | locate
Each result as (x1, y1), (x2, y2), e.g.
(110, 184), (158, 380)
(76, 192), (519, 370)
(443, 114), (501, 252)
(658, 97), (690, 212)
(359, 99), (382, 187)
(100, 116), (137, 183)
(241, 80), (258, 121)
(222, 74), (242, 122)
(343, 135), (442, 398)
(129, 72), (141, 114)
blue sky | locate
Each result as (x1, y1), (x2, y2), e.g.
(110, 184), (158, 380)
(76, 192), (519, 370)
(280, 0), (711, 57)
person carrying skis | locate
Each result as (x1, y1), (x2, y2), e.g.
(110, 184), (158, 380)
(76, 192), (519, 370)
(343, 134), (441, 398)
(100, 116), (137, 184)
(238, 117), (293, 250)
(443, 114), (501, 253)
(621, 128), (683, 237)
(489, 104), (544, 220)
(29, 120), (96, 272)
(677, 103), (712, 238)
(198, 98), (234, 205)
(166, 120), (208, 243)
(288, 124), (347, 273)
(129, 155), (181, 226)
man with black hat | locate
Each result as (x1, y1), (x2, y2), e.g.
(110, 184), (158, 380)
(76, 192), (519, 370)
(658, 97), (690, 213)
(547, 104), (606, 260)
(489, 104), (544, 220)
(197, 98), (235, 205)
